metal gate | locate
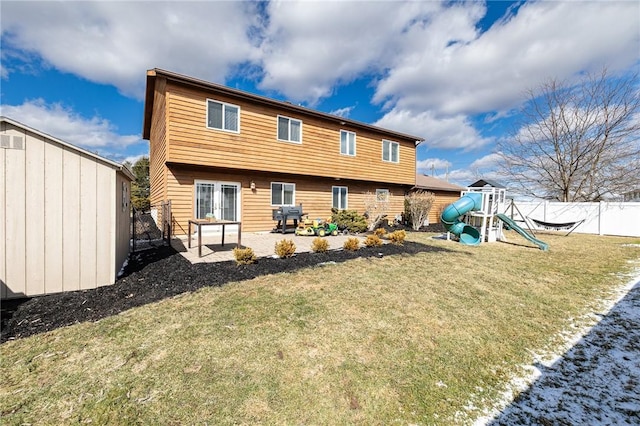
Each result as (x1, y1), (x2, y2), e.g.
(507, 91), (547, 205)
(131, 200), (172, 252)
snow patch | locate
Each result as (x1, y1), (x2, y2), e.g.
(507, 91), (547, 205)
(455, 267), (640, 425)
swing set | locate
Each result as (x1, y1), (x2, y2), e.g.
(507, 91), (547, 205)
(504, 199), (585, 237)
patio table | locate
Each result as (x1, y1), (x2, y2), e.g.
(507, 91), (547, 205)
(188, 219), (242, 258)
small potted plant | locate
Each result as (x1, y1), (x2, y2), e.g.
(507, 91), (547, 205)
(205, 212), (216, 222)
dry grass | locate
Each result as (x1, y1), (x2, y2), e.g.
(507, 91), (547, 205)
(1, 232), (639, 425)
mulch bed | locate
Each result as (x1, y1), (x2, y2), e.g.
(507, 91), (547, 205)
(1, 240), (449, 343)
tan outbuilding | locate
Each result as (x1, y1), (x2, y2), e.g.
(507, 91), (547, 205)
(0, 116), (134, 299)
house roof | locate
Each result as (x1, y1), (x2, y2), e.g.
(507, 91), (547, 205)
(0, 116), (135, 181)
(142, 68), (425, 144)
(468, 178), (506, 189)
(414, 174), (465, 192)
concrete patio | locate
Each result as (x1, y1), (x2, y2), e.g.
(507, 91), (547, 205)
(170, 230), (370, 264)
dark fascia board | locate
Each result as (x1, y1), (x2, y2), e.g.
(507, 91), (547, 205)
(142, 68), (425, 144)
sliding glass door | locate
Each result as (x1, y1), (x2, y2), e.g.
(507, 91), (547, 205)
(194, 180), (240, 233)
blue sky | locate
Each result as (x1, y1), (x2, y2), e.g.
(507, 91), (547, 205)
(1, 1), (638, 187)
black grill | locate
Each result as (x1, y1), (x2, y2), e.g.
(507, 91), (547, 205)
(272, 204), (304, 233)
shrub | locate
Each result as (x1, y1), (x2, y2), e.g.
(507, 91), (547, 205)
(405, 191), (436, 231)
(233, 247), (256, 265)
(274, 239), (296, 258)
(388, 229), (406, 245)
(374, 227), (387, 237)
(331, 209), (368, 233)
(343, 237), (360, 251)
(364, 234), (383, 247)
(311, 237), (330, 253)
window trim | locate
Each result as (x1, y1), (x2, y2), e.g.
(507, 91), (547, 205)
(206, 98), (241, 134)
(277, 115), (302, 144)
(332, 186), (348, 210)
(382, 139), (399, 163)
(270, 182), (296, 206)
(340, 130), (356, 157)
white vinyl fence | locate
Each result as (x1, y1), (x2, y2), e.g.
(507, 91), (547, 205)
(506, 201), (640, 238)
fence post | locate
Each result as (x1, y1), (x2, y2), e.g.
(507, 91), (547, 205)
(168, 200), (172, 241)
(131, 205), (136, 253)
(598, 201), (604, 235)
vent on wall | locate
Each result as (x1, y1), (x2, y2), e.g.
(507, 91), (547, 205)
(0, 135), (9, 149)
(12, 136), (24, 150)
(0, 135), (25, 150)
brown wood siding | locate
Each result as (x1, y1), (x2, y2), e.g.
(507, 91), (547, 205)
(166, 165), (411, 234)
(428, 190), (463, 225)
(149, 78), (168, 206)
(164, 83), (416, 186)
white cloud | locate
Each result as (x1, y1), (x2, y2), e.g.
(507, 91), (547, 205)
(416, 158), (452, 175)
(329, 106), (355, 118)
(469, 153), (503, 170)
(257, 0), (440, 104)
(0, 99), (142, 160)
(2, 1), (637, 114)
(1, 1), (260, 99)
(442, 168), (477, 188)
(375, 108), (492, 151)
(123, 153), (148, 166)
(373, 1), (640, 116)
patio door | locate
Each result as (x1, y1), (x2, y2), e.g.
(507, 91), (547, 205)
(194, 180), (240, 233)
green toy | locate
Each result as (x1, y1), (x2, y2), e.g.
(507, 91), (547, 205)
(295, 216), (339, 237)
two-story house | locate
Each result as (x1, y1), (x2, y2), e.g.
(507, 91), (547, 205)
(142, 69), (423, 234)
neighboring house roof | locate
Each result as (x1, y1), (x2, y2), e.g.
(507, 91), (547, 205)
(142, 68), (425, 144)
(0, 116), (135, 181)
(468, 178), (506, 189)
(414, 174), (465, 192)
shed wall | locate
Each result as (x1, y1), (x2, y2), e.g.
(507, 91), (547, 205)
(1, 121), (127, 299)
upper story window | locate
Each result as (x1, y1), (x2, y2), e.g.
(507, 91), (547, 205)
(382, 140), (399, 163)
(207, 99), (240, 133)
(340, 130), (356, 156)
(332, 186), (348, 210)
(277, 116), (302, 143)
(271, 182), (295, 206)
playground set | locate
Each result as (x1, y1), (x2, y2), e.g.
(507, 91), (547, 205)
(440, 186), (550, 251)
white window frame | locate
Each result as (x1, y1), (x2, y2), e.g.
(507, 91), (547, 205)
(340, 130), (356, 156)
(332, 186), (348, 210)
(271, 182), (296, 206)
(277, 115), (302, 144)
(382, 140), (399, 163)
(376, 189), (390, 201)
(206, 99), (240, 133)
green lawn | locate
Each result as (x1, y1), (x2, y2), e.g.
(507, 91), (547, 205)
(2, 232), (639, 425)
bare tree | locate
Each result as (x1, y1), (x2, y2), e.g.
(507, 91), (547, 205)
(405, 191), (435, 231)
(363, 191), (390, 231)
(498, 68), (640, 201)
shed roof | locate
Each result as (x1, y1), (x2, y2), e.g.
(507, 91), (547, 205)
(414, 174), (465, 192)
(142, 68), (425, 144)
(0, 116), (134, 181)
(468, 178), (506, 189)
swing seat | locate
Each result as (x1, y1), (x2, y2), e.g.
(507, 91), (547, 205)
(526, 217), (585, 236)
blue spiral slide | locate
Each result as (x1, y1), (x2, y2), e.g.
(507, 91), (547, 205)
(440, 193), (483, 245)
